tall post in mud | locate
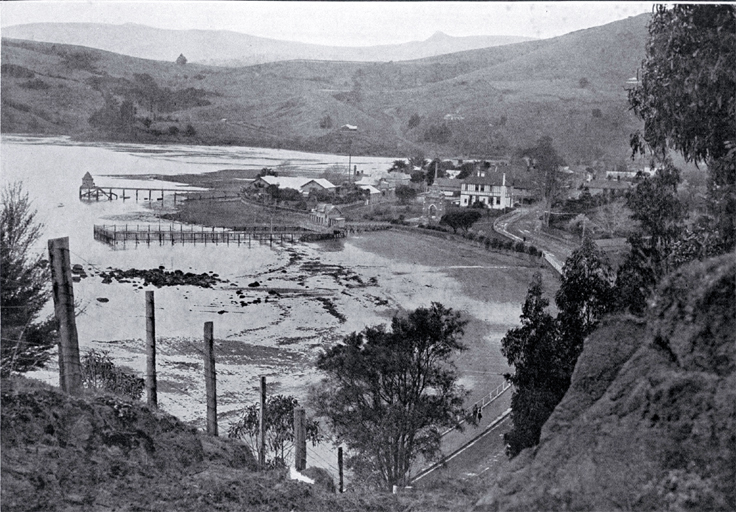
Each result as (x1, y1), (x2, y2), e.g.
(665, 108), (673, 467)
(204, 322), (218, 436)
(145, 291), (157, 409)
(48, 237), (82, 394)
(338, 447), (344, 493)
(259, 375), (266, 468)
(294, 408), (306, 471)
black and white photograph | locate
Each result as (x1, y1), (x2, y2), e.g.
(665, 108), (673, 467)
(1, 1), (734, 510)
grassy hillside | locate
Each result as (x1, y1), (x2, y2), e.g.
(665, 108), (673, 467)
(2, 22), (535, 66)
(1, 13), (648, 163)
(0, 376), (492, 511)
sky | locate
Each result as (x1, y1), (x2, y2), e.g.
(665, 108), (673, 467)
(0, 1), (654, 47)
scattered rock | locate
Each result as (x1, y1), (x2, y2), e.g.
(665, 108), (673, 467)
(96, 298), (109, 303)
(247, 281), (260, 288)
(98, 268), (222, 288)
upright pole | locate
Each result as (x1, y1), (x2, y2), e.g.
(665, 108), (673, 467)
(204, 322), (217, 436)
(259, 375), (267, 468)
(145, 291), (157, 409)
(338, 447), (344, 493)
(47, 237), (82, 394)
(294, 408), (306, 471)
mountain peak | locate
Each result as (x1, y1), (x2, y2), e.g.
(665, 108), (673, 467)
(426, 31), (453, 42)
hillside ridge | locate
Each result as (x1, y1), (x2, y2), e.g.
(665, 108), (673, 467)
(1, 13), (649, 163)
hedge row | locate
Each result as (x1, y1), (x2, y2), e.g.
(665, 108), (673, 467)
(391, 221), (543, 257)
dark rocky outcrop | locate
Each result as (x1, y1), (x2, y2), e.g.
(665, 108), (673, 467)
(476, 253), (736, 511)
(99, 267), (222, 288)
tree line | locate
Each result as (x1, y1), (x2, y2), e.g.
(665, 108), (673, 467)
(501, 3), (735, 456)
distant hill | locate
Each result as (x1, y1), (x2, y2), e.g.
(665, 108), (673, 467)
(0, 13), (649, 164)
(0, 22), (535, 66)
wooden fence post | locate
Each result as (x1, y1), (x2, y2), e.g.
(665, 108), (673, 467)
(145, 291), (157, 409)
(338, 447), (344, 493)
(47, 237), (82, 394)
(204, 322), (217, 436)
(294, 408), (306, 471)
(259, 375), (266, 468)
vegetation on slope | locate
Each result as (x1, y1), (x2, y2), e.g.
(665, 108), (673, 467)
(1, 14), (649, 163)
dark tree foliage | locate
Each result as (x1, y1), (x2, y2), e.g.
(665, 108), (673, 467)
(501, 241), (615, 457)
(390, 160), (408, 172)
(629, 4), (736, 251)
(501, 273), (562, 456)
(521, 137), (566, 223)
(555, 237), (616, 368)
(409, 153), (427, 170)
(423, 123), (452, 144)
(395, 185), (417, 205)
(1, 183), (56, 376)
(613, 165), (688, 315)
(626, 165), (686, 276)
(408, 113), (421, 129)
(88, 97), (138, 134)
(319, 114), (333, 129)
(457, 162), (475, 180)
(313, 303), (468, 488)
(229, 395), (321, 468)
(257, 168), (278, 178)
(410, 171), (426, 184)
(614, 233), (659, 316)
(439, 209), (482, 233)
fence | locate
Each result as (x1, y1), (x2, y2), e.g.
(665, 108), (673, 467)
(92, 224), (339, 247)
(441, 380), (512, 437)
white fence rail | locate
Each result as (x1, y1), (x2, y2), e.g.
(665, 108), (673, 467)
(441, 380), (512, 437)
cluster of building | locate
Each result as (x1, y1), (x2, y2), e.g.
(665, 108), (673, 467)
(241, 156), (654, 228)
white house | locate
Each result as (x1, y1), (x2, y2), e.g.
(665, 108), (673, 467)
(460, 170), (513, 209)
(249, 176), (337, 195)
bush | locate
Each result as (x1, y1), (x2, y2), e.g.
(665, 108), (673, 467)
(514, 241), (526, 252)
(484, 237), (492, 249)
(81, 350), (144, 400)
(168, 126), (180, 136)
(503, 240), (514, 250)
(20, 79), (50, 90)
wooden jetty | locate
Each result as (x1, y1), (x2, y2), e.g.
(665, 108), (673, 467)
(80, 185), (193, 203)
(93, 224), (346, 247)
(78, 172), (228, 203)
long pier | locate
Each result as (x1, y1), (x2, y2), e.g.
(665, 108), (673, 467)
(93, 224), (346, 247)
(79, 186), (237, 203)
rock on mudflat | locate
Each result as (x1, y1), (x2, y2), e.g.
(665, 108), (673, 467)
(476, 253), (736, 512)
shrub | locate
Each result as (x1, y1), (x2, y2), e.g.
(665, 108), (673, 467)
(81, 350), (144, 400)
(484, 238), (492, 249)
(514, 241), (526, 252)
(503, 240), (514, 250)
(408, 113), (421, 129)
(168, 126), (180, 136)
(20, 79), (50, 90)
